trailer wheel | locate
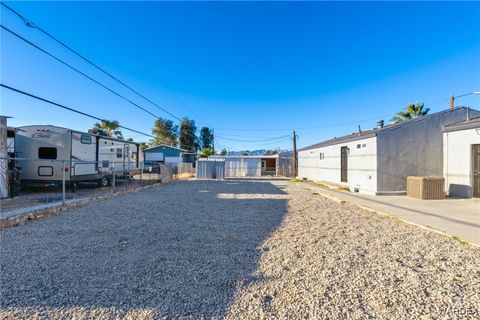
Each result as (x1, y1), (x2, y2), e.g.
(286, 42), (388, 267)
(98, 176), (110, 188)
(70, 182), (77, 193)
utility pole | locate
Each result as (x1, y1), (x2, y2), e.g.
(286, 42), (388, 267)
(450, 94), (454, 110)
(292, 130), (297, 178)
(212, 128), (215, 153)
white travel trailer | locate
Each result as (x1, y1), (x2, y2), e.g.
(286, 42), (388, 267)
(14, 125), (143, 190)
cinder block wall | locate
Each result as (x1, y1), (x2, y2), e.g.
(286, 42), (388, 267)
(376, 108), (480, 193)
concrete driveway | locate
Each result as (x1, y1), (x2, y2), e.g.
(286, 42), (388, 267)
(302, 182), (480, 245)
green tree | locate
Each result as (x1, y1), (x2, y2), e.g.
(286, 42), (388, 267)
(199, 127), (214, 150)
(152, 118), (178, 146)
(201, 147), (215, 157)
(220, 148), (227, 156)
(140, 142), (149, 149)
(390, 103), (430, 123)
(179, 118), (198, 152)
(92, 120), (123, 139)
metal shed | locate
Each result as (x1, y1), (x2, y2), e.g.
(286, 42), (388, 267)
(196, 157), (225, 180)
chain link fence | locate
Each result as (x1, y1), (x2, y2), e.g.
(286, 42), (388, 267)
(0, 158), (180, 219)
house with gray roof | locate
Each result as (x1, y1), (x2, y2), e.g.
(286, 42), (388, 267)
(298, 107), (480, 195)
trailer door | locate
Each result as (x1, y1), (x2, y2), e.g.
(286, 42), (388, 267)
(123, 144), (130, 173)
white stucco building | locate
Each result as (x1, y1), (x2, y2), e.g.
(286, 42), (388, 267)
(443, 117), (480, 198)
(298, 107), (480, 195)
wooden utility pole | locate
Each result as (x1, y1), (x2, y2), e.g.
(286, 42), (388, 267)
(450, 95), (454, 110)
(292, 130), (297, 178)
(212, 128), (215, 153)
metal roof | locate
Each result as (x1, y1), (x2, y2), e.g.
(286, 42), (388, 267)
(197, 157), (225, 162)
(16, 124), (141, 145)
(143, 144), (190, 152)
(299, 107), (477, 152)
(443, 116), (480, 132)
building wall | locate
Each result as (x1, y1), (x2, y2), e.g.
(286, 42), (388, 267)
(144, 145), (195, 164)
(298, 136), (377, 195)
(144, 145), (182, 158)
(277, 151), (294, 177)
(225, 157), (262, 177)
(443, 128), (480, 198)
(376, 108), (480, 193)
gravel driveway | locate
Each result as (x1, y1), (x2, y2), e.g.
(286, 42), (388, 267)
(1, 180), (479, 319)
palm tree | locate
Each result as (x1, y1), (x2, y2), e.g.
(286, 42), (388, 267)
(92, 120), (123, 139)
(390, 103), (430, 123)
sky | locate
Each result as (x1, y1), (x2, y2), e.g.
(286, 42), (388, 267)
(1, 1), (479, 151)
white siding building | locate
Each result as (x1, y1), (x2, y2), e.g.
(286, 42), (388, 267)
(299, 136), (378, 194)
(443, 117), (480, 198)
(298, 107), (480, 195)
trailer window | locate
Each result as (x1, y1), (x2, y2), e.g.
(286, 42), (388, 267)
(38, 147), (57, 159)
(116, 148), (123, 158)
(80, 134), (92, 144)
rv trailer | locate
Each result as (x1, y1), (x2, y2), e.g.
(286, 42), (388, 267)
(14, 125), (143, 190)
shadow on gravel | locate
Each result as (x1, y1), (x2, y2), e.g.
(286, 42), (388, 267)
(0, 179), (288, 319)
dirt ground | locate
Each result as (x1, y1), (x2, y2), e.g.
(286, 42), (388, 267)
(1, 179), (479, 319)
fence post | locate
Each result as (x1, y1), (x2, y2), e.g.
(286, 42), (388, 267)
(62, 160), (66, 204)
(112, 162), (116, 193)
(140, 162), (143, 187)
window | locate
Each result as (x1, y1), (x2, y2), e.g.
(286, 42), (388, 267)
(80, 134), (92, 144)
(319, 152), (325, 160)
(357, 144), (361, 149)
(116, 148), (123, 158)
(38, 147), (57, 159)
(362, 144), (366, 148)
(132, 152), (137, 160)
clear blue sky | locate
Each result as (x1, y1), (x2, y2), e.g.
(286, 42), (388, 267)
(1, 1), (479, 151)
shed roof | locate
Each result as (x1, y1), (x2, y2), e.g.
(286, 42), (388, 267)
(299, 107), (477, 151)
(143, 144), (189, 152)
(197, 157), (225, 162)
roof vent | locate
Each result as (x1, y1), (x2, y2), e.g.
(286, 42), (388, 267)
(377, 120), (384, 129)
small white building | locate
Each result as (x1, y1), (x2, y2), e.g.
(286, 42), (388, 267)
(298, 107), (480, 195)
(443, 117), (480, 198)
(223, 155), (278, 177)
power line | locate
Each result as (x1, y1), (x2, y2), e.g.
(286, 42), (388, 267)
(3, 3), (478, 140)
(82, 1), (203, 122)
(1, 2), (183, 122)
(1, 3), (212, 147)
(0, 83), (200, 150)
(1, 24), (164, 120)
(214, 92), (478, 132)
(215, 135), (290, 143)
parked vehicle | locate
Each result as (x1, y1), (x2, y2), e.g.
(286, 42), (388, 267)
(14, 125), (143, 191)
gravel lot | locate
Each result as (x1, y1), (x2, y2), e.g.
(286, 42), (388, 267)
(1, 180), (479, 319)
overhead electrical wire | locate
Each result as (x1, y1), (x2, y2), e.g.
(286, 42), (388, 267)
(214, 91), (479, 132)
(2, 3), (478, 144)
(82, 0), (204, 122)
(1, 2), (183, 122)
(0, 83), (201, 151)
(1, 24), (164, 120)
(215, 135), (290, 143)
(1, 4), (267, 143)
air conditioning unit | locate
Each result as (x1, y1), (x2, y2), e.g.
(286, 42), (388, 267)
(407, 176), (445, 199)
